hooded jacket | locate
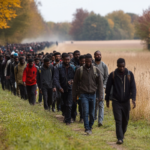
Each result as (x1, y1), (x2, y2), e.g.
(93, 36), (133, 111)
(22, 64), (38, 86)
(105, 68), (136, 103)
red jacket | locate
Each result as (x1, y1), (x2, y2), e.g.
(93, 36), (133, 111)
(22, 64), (38, 86)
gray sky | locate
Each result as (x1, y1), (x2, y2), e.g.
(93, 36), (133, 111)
(39, 0), (150, 22)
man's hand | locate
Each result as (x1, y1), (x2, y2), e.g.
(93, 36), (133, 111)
(59, 88), (64, 93)
(106, 101), (109, 108)
(132, 100), (136, 109)
(68, 80), (73, 85)
(6, 76), (10, 80)
(98, 98), (103, 102)
(53, 88), (56, 92)
(23, 82), (26, 86)
(39, 89), (42, 94)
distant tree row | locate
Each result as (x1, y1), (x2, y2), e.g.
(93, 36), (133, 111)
(69, 9), (138, 40)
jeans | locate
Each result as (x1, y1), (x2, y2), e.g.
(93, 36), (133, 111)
(78, 100), (83, 119)
(26, 84), (37, 105)
(61, 90), (73, 123)
(95, 89), (104, 124)
(19, 84), (28, 100)
(112, 101), (130, 140)
(80, 93), (96, 130)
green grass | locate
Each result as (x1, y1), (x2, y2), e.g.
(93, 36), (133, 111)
(0, 88), (150, 150)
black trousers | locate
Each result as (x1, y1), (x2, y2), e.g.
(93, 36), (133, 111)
(42, 88), (53, 110)
(0, 77), (5, 90)
(61, 91), (73, 123)
(19, 84), (28, 100)
(112, 101), (130, 140)
(78, 100), (83, 119)
(26, 85), (37, 105)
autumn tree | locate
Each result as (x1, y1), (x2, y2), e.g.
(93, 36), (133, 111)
(0, 0), (21, 29)
(81, 14), (110, 40)
(69, 8), (89, 40)
(106, 10), (134, 39)
(135, 7), (150, 49)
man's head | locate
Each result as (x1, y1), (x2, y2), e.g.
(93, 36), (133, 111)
(79, 55), (85, 66)
(35, 58), (40, 65)
(85, 54), (92, 68)
(44, 58), (50, 68)
(28, 59), (34, 67)
(38, 53), (42, 59)
(94, 51), (101, 61)
(68, 52), (73, 59)
(14, 56), (19, 64)
(63, 54), (70, 66)
(19, 57), (25, 65)
(117, 58), (125, 73)
(73, 50), (80, 60)
(53, 50), (56, 54)
(54, 52), (61, 62)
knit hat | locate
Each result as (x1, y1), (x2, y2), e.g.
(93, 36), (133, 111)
(14, 53), (18, 57)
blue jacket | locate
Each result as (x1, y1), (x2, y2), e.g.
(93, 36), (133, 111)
(53, 63), (75, 92)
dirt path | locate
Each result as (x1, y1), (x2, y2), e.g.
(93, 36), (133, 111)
(55, 114), (127, 150)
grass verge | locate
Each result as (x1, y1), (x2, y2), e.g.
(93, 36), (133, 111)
(0, 88), (150, 150)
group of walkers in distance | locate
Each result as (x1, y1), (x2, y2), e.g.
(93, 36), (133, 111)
(0, 41), (136, 145)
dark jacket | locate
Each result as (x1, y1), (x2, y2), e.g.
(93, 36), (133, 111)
(72, 65), (103, 99)
(37, 65), (54, 89)
(105, 68), (136, 103)
(70, 58), (80, 66)
(0, 60), (4, 77)
(10, 62), (18, 83)
(53, 63), (75, 92)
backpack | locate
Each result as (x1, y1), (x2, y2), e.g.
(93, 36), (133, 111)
(79, 66), (98, 80)
(109, 70), (131, 100)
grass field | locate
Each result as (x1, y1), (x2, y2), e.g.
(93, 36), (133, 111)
(1, 40), (150, 150)
(0, 88), (150, 150)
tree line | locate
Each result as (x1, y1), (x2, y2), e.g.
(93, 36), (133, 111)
(1, 1), (150, 49)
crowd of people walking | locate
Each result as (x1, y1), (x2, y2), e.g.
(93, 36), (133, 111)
(0, 41), (136, 145)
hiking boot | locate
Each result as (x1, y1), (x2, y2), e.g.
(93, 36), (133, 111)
(85, 129), (92, 135)
(116, 140), (123, 145)
(52, 108), (55, 112)
(98, 122), (103, 127)
(71, 119), (74, 123)
(79, 119), (83, 123)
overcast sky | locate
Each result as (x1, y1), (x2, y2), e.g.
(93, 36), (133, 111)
(39, 0), (150, 22)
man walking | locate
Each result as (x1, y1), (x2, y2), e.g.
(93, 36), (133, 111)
(72, 54), (103, 134)
(37, 58), (55, 110)
(93, 51), (108, 126)
(14, 57), (27, 100)
(54, 54), (75, 125)
(22, 59), (38, 105)
(105, 58), (136, 144)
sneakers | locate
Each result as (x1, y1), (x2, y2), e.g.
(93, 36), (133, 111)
(116, 140), (123, 144)
(98, 122), (103, 127)
(79, 119), (83, 123)
(85, 129), (92, 135)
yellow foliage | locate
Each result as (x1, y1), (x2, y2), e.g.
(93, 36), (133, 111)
(0, 0), (21, 29)
(107, 19), (114, 29)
